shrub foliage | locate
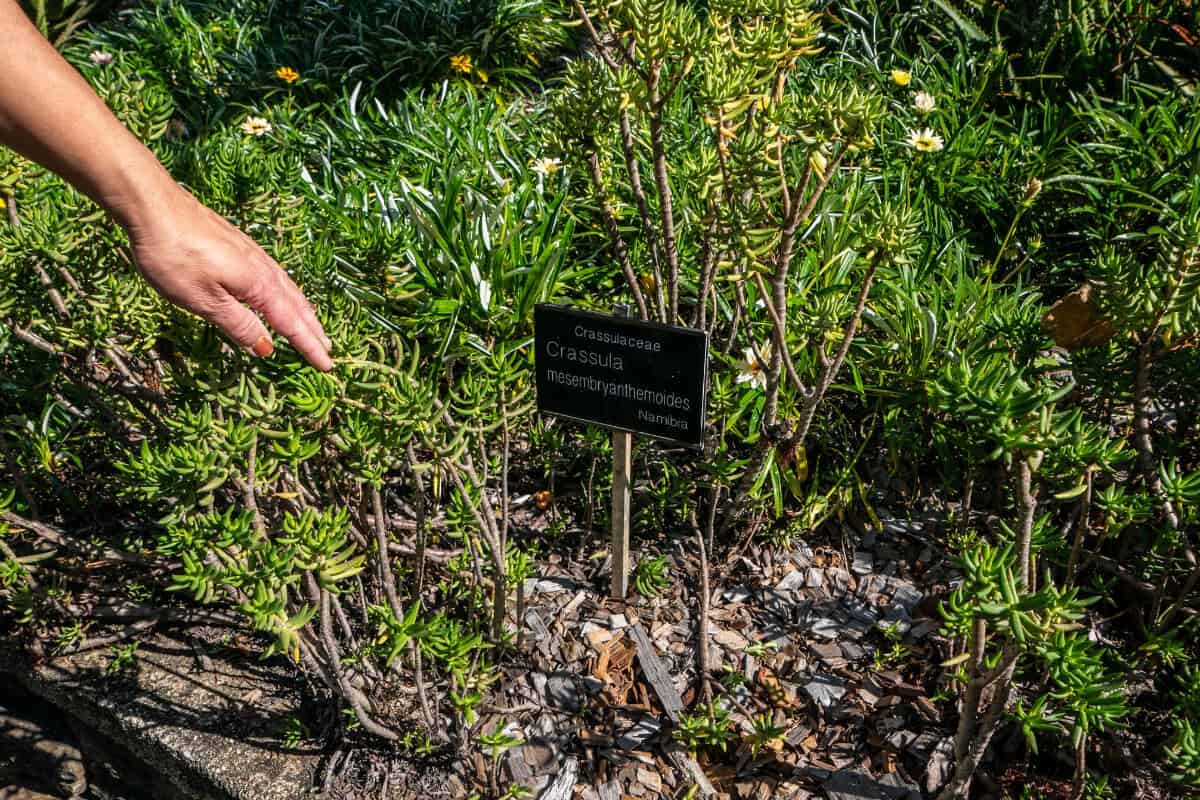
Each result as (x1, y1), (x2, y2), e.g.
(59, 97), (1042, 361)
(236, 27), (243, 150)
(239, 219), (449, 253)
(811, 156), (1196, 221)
(1, 0), (1199, 796)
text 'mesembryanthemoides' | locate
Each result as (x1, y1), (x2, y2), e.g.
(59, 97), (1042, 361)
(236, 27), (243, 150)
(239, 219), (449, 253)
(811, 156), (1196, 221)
(534, 304), (709, 447)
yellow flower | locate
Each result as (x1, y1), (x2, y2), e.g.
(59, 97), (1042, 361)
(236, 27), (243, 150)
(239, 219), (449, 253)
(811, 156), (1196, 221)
(240, 116), (273, 137)
(275, 66), (300, 84)
(891, 68), (912, 86)
(475, 67), (489, 84)
(450, 54), (474, 74)
(906, 127), (944, 153)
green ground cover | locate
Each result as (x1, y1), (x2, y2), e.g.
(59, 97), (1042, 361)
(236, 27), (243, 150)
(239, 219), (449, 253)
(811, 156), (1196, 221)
(1, 0), (1199, 797)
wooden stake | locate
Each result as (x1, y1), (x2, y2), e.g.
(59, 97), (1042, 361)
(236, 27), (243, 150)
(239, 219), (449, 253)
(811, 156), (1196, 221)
(611, 303), (633, 599)
(611, 428), (632, 599)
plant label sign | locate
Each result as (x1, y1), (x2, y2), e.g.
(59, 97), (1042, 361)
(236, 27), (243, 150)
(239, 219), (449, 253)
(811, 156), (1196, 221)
(534, 304), (709, 448)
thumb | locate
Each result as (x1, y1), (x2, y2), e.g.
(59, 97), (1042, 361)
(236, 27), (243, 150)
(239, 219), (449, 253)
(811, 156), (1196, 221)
(206, 295), (274, 357)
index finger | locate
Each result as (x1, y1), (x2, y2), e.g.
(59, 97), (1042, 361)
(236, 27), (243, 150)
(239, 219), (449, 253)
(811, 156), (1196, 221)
(281, 271), (332, 352)
(251, 269), (333, 371)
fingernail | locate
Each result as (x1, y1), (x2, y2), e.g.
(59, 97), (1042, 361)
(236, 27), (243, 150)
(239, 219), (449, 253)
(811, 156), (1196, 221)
(321, 335), (333, 351)
(252, 336), (274, 357)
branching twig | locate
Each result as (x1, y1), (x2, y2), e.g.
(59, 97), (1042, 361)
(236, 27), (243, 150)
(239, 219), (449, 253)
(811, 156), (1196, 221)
(618, 109), (667, 322)
(784, 251), (881, 450)
(938, 647), (1019, 800)
(939, 460), (1037, 800)
(1065, 469), (1093, 586)
(720, 247), (879, 539)
(689, 511), (713, 704)
(647, 63), (682, 322)
(586, 150), (650, 320)
(30, 261), (69, 319)
(4, 321), (57, 355)
(371, 484), (405, 623)
(441, 454), (507, 639)
(751, 272), (808, 395)
(1, 511), (166, 568)
(319, 586), (399, 741)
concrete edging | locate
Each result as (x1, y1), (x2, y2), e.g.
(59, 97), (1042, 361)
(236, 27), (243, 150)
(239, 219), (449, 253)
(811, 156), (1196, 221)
(1, 628), (322, 800)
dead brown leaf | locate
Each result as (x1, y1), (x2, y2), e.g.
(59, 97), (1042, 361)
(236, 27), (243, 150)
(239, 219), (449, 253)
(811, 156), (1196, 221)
(1041, 283), (1114, 350)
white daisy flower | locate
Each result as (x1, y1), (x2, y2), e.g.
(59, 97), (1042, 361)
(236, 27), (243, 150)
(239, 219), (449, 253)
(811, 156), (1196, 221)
(906, 127), (944, 153)
(736, 342), (772, 390)
(530, 157), (562, 177)
(240, 116), (273, 137)
(913, 91), (935, 114)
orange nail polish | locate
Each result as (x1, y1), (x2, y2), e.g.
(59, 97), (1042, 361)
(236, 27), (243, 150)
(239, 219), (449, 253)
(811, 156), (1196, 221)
(252, 336), (274, 357)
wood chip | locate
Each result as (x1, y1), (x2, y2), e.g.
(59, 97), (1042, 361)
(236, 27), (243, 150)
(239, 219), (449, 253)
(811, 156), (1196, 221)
(507, 747), (533, 783)
(537, 755), (577, 800)
(583, 621), (614, 649)
(665, 741), (717, 798)
(713, 628), (748, 650)
(637, 767), (663, 794)
(628, 623), (682, 723)
(524, 608), (550, 642)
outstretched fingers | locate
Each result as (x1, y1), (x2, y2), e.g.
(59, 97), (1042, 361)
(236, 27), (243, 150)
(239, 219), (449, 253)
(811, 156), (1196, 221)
(226, 258), (333, 371)
(280, 269), (332, 352)
(206, 295), (275, 358)
(255, 273), (333, 371)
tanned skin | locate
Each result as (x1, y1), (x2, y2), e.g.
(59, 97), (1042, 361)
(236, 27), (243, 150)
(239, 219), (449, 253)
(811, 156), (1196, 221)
(0, 0), (332, 370)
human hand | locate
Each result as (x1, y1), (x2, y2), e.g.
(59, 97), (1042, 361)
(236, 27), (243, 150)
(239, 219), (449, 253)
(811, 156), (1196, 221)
(0, 0), (329, 370)
(120, 183), (333, 371)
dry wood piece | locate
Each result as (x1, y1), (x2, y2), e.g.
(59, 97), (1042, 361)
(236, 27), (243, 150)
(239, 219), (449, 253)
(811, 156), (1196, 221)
(610, 429), (633, 599)
(628, 623), (683, 723)
(665, 741), (717, 798)
(626, 624), (716, 798)
(536, 755), (577, 800)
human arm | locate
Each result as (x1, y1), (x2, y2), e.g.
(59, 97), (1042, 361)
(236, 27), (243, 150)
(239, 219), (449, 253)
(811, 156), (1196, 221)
(0, 0), (332, 370)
